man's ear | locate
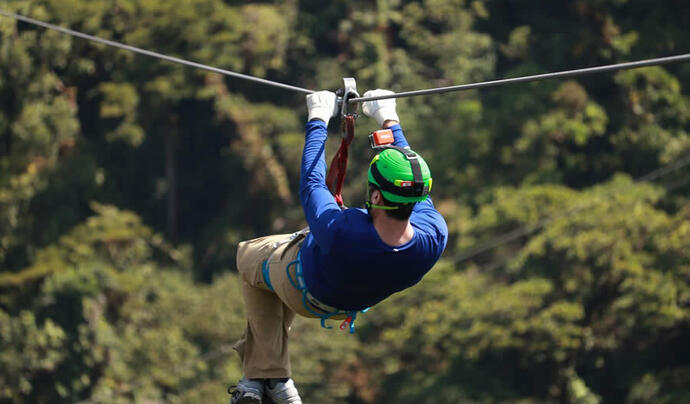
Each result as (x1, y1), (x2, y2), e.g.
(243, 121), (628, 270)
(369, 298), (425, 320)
(371, 188), (382, 203)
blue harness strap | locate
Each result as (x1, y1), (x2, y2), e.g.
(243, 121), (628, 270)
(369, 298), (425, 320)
(287, 251), (369, 334)
(261, 228), (309, 292)
(261, 259), (274, 291)
(260, 232), (370, 334)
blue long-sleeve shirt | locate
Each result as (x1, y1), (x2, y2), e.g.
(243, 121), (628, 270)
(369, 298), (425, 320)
(299, 120), (448, 310)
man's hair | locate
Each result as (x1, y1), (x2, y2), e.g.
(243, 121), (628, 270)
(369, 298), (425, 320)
(368, 184), (415, 221)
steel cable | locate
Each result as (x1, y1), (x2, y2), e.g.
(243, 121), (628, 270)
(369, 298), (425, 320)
(0, 9), (314, 95)
(4, 10), (690, 103)
(350, 54), (690, 103)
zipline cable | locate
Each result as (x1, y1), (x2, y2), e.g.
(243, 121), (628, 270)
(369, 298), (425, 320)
(0, 9), (314, 95)
(350, 53), (690, 103)
(453, 154), (690, 264)
(4, 10), (690, 103)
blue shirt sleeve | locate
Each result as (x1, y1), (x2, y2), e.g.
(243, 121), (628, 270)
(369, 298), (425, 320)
(300, 120), (342, 252)
(388, 124), (410, 148)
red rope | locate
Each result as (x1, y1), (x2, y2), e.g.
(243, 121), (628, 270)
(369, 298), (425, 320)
(326, 115), (355, 207)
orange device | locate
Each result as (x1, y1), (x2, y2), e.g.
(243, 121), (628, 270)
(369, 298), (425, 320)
(368, 129), (395, 149)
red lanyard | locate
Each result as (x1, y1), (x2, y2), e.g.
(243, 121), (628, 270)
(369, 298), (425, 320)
(325, 114), (356, 207)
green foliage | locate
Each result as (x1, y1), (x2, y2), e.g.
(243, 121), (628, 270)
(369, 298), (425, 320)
(0, 0), (689, 403)
(613, 67), (690, 164)
(1, 204), (247, 403)
(0, 310), (65, 401)
(98, 82), (143, 146)
(515, 81), (608, 184)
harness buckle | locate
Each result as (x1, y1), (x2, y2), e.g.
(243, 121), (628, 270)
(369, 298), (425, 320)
(339, 316), (352, 331)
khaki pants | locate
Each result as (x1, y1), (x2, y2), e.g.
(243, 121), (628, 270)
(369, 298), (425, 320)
(233, 232), (343, 378)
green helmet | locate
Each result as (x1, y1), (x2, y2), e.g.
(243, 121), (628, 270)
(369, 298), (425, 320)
(367, 146), (433, 204)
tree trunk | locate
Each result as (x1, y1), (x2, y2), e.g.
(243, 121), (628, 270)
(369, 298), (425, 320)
(165, 132), (177, 241)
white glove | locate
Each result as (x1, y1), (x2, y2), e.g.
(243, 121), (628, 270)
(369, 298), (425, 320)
(361, 89), (399, 126)
(306, 91), (337, 123)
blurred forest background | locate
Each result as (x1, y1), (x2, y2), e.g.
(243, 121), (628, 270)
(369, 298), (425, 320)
(1, 0), (689, 403)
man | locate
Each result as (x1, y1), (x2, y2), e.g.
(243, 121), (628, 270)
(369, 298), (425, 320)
(229, 89), (448, 404)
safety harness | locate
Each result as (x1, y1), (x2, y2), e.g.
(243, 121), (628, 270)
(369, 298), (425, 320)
(284, 250), (369, 334)
(261, 228), (369, 333)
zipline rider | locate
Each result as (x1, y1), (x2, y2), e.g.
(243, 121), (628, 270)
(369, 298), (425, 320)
(230, 89), (448, 404)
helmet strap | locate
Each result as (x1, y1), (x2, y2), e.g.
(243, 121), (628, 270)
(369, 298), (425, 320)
(365, 201), (399, 210)
(365, 185), (400, 212)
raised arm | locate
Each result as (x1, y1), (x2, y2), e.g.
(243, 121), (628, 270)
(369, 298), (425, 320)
(299, 91), (342, 251)
(361, 89), (409, 148)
